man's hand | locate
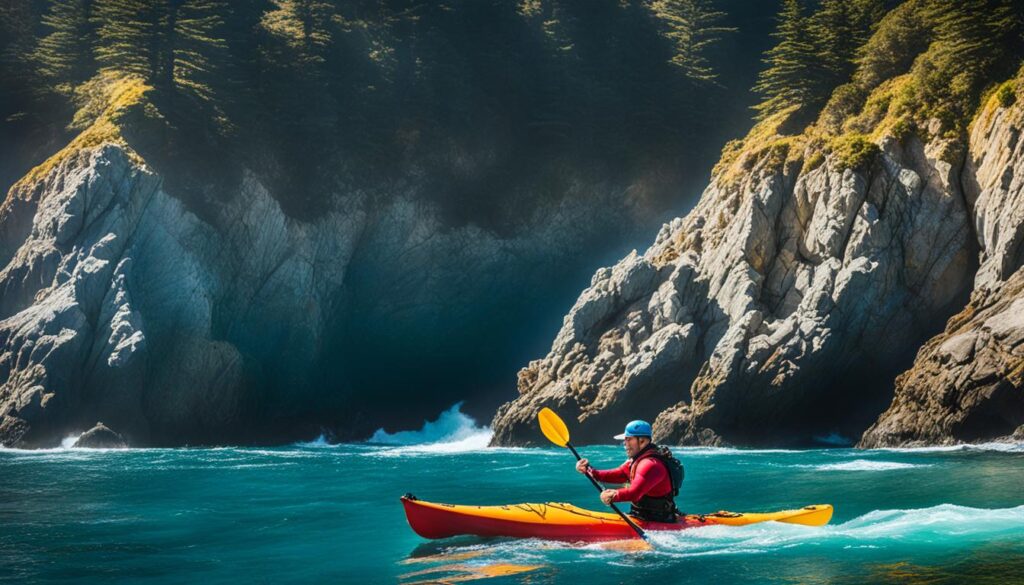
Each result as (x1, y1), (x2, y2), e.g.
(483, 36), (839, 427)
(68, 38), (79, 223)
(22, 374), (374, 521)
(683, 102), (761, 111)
(600, 489), (617, 506)
(575, 458), (590, 475)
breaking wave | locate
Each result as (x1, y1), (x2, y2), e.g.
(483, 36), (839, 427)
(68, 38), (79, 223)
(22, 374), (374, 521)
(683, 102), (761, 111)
(443, 504), (1024, 562)
(366, 402), (494, 455)
(649, 504), (1024, 556)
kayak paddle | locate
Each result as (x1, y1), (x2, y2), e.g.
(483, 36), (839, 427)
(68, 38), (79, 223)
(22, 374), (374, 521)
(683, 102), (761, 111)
(537, 407), (650, 542)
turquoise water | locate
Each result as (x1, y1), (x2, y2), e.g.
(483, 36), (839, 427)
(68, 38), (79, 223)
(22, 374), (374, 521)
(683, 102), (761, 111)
(3, 407), (1024, 584)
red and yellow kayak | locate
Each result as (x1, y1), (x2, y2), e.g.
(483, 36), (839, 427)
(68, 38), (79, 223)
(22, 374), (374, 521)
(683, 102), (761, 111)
(401, 495), (833, 541)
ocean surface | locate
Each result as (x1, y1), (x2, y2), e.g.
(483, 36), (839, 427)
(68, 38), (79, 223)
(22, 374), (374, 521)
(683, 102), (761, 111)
(3, 405), (1024, 584)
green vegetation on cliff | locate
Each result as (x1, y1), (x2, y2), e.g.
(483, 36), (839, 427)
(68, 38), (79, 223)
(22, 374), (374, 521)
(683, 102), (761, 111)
(726, 0), (1024, 183)
(3, 0), (757, 224)
(753, 0), (886, 124)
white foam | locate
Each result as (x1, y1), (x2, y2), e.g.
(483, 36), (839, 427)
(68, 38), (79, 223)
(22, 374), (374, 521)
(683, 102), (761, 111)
(369, 402), (492, 445)
(0, 434), (82, 453)
(363, 402), (497, 456)
(61, 434), (81, 448)
(661, 504), (1024, 555)
(836, 504), (1024, 538)
(801, 459), (929, 471)
(223, 462), (299, 469)
(674, 447), (804, 456)
(245, 449), (319, 458)
(420, 504), (1024, 562)
(370, 430), (496, 457)
(294, 434), (332, 448)
(868, 442), (1024, 453)
(626, 503), (1024, 561)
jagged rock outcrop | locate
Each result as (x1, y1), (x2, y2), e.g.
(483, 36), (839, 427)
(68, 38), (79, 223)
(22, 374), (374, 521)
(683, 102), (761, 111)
(491, 114), (980, 446)
(72, 422), (127, 448)
(0, 130), (628, 447)
(0, 145), (161, 446)
(861, 93), (1024, 447)
(492, 72), (1024, 449)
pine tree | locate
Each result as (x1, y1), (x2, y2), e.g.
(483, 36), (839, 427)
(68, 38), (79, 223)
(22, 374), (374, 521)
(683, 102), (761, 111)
(92, 0), (163, 79)
(917, 0), (1024, 120)
(926, 0), (1021, 78)
(90, 0), (238, 132)
(806, 0), (885, 115)
(168, 0), (234, 132)
(260, 0), (340, 69)
(647, 0), (733, 84)
(752, 0), (820, 120)
(1, 0), (41, 86)
(35, 0), (97, 94)
(515, 0), (577, 133)
(258, 0), (343, 115)
(851, 0), (929, 91)
(256, 0), (345, 214)
(1, 0), (42, 119)
(810, 1), (862, 91)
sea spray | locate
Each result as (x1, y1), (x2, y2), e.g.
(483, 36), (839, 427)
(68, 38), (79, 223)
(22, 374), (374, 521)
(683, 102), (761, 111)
(368, 402), (494, 454)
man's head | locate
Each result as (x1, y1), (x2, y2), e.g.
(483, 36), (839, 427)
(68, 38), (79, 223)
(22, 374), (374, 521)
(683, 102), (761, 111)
(613, 420), (652, 458)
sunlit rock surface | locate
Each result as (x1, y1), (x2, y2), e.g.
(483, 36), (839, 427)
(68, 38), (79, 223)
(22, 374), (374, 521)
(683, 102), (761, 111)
(491, 117), (992, 447)
(493, 88), (1024, 448)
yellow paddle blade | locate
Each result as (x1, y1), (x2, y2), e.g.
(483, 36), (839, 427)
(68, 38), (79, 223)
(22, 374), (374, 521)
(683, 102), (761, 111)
(537, 407), (569, 447)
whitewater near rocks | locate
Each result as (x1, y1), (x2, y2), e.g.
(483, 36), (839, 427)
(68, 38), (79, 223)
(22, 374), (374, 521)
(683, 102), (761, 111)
(2, 405), (1023, 584)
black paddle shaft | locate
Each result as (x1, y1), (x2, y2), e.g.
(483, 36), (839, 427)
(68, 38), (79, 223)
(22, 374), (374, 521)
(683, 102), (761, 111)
(566, 442), (649, 540)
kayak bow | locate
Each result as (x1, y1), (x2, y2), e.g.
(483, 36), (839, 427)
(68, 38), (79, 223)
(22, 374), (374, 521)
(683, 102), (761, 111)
(401, 494), (833, 541)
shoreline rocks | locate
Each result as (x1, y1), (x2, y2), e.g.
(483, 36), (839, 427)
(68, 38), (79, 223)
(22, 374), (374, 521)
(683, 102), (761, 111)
(72, 422), (127, 448)
(860, 95), (1024, 447)
(490, 123), (979, 447)
(491, 88), (1024, 448)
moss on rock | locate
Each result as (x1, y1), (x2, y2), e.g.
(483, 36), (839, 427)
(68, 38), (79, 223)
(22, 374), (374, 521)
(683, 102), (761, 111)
(829, 134), (879, 172)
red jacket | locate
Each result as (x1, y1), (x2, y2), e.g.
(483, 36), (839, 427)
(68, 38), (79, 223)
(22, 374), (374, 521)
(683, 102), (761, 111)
(591, 454), (672, 503)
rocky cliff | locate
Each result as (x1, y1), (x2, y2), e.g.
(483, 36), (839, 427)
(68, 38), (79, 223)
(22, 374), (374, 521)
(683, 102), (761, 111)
(5, 2), (1023, 449)
(2, 0), (787, 448)
(491, 72), (1024, 447)
(0, 83), (632, 447)
(860, 91), (1024, 446)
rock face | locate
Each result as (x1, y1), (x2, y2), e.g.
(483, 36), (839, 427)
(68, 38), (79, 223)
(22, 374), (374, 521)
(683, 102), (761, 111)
(0, 146), (160, 447)
(491, 111), (990, 447)
(72, 422), (127, 448)
(860, 95), (1024, 447)
(493, 88), (1024, 449)
(0, 136), (627, 447)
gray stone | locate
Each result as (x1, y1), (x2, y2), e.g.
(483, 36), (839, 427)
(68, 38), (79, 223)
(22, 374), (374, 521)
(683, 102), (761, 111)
(861, 95), (1024, 447)
(73, 422), (127, 448)
(492, 101), (992, 447)
(1, 132), (648, 447)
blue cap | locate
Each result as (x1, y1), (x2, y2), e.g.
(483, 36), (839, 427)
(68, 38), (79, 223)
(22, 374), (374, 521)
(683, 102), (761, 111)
(614, 420), (652, 440)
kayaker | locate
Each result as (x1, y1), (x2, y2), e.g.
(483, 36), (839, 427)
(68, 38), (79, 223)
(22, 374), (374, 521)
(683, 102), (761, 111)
(575, 419), (683, 523)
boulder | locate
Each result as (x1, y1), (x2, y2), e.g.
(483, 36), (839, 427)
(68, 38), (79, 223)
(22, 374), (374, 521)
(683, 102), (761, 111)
(73, 422), (127, 448)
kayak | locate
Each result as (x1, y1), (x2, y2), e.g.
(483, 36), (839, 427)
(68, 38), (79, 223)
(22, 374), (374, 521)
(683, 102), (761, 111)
(401, 494), (833, 541)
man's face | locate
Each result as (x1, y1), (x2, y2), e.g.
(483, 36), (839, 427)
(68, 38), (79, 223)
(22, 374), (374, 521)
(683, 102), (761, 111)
(623, 436), (648, 458)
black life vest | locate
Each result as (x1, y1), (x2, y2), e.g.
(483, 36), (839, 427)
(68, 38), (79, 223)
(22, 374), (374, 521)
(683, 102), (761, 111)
(627, 444), (685, 523)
